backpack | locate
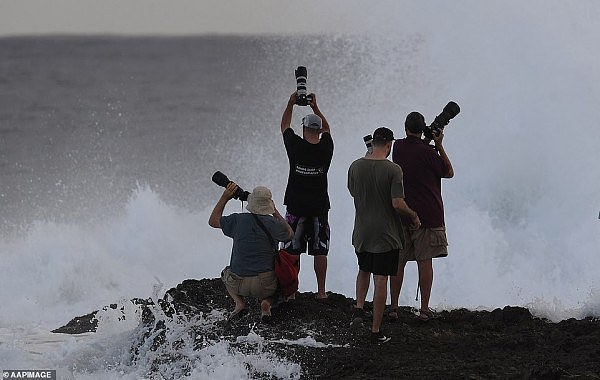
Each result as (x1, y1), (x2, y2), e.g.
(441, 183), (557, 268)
(251, 214), (299, 297)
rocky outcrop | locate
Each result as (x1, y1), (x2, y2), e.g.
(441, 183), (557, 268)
(54, 278), (600, 379)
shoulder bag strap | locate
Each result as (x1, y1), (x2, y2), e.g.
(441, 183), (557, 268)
(250, 213), (278, 253)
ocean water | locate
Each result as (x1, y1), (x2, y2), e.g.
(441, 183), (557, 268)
(1, 3), (600, 378)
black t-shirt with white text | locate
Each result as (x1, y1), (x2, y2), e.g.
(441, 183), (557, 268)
(283, 128), (333, 216)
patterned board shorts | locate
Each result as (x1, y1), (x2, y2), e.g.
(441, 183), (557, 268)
(282, 212), (330, 256)
(221, 267), (278, 300)
(400, 226), (448, 262)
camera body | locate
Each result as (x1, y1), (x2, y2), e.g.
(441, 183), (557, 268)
(363, 134), (373, 154)
(211, 171), (250, 201)
(423, 101), (460, 140)
(295, 66), (313, 106)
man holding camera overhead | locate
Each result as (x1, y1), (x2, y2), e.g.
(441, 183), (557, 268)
(280, 91), (333, 300)
(389, 111), (454, 322)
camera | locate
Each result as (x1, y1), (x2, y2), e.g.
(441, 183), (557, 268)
(211, 171), (250, 201)
(295, 66), (313, 106)
(363, 134), (373, 154)
(423, 101), (460, 140)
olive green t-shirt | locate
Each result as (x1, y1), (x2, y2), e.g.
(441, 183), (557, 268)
(347, 158), (405, 253)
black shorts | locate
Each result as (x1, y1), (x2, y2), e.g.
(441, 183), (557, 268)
(282, 211), (330, 256)
(356, 249), (400, 276)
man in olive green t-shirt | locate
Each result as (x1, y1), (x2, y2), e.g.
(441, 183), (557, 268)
(347, 127), (420, 344)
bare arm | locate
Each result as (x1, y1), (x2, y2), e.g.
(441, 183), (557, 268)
(281, 92), (297, 133)
(392, 197), (421, 229)
(208, 182), (238, 228)
(308, 93), (330, 134)
(433, 131), (454, 178)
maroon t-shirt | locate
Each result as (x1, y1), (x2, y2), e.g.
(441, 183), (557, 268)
(392, 136), (451, 228)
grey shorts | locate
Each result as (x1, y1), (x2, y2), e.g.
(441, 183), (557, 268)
(221, 267), (278, 300)
(400, 226), (448, 262)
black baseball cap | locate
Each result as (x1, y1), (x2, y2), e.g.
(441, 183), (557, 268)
(372, 127), (395, 142)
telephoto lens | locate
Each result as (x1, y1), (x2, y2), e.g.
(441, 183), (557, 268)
(363, 135), (373, 154)
(211, 171), (250, 201)
(439, 101), (460, 123)
(295, 66), (309, 106)
(211, 171), (231, 188)
(424, 101), (460, 140)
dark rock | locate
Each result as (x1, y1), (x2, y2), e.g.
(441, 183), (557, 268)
(51, 297), (152, 334)
(52, 310), (98, 334)
(54, 278), (600, 379)
(501, 305), (533, 324)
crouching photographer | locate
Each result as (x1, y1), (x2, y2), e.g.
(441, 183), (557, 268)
(208, 180), (293, 323)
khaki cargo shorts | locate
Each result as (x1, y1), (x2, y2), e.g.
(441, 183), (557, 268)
(400, 226), (448, 262)
(221, 267), (278, 300)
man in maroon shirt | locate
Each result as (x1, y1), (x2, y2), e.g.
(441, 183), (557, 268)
(390, 111), (454, 321)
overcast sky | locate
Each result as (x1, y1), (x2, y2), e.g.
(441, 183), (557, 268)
(0, 0), (415, 36)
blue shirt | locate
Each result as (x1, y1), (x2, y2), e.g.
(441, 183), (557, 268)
(220, 213), (290, 276)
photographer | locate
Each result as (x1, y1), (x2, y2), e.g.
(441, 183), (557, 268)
(209, 182), (293, 322)
(389, 111), (454, 322)
(280, 91), (333, 300)
(348, 127), (420, 343)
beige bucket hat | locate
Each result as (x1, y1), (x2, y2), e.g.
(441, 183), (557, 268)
(246, 186), (276, 215)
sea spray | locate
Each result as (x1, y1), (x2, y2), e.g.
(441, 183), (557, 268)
(45, 284), (302, 379)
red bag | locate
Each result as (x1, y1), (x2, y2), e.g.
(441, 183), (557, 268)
(250, 214), (299, 298)
(274, 249), (299, 297)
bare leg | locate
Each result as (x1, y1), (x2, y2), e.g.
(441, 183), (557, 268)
(314, 255), (328, 299)
(372, 275), (389, 333)
(260, 297), (273, 316)
(355, 269), (371, 309)
(417, 258), (433, 314)
(225, 285), (245, 313)
(390, 258), (408, 310)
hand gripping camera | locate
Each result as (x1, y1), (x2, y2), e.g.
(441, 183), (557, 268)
(295, 66), (313, 106)
(211, 171), (250, 201)
(423, 101), (461, 140)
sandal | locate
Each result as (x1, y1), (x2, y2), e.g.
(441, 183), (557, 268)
(418, 308), (435, 322)
(260, 313), (273, 324)
(228, 308), (248, 321)
(386, 307), (399, 322)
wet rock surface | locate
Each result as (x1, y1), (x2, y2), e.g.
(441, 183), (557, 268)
(54, 278), (600, 379)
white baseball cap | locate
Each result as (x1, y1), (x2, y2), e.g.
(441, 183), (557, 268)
(301, 114), (322, 130)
